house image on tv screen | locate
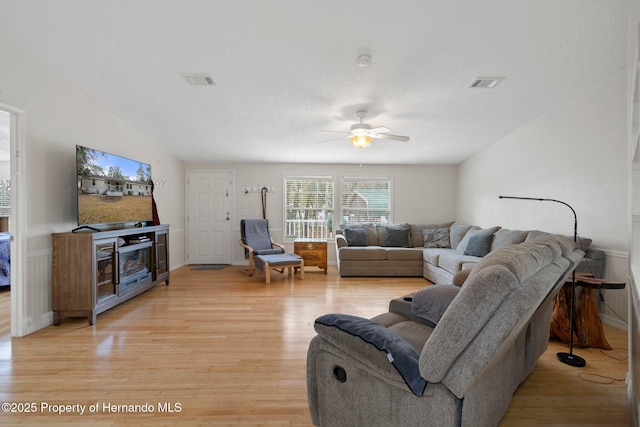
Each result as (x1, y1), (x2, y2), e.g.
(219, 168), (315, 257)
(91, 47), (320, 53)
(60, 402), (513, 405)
(76, 145), (153, 226)
(79, 176), (151, 197)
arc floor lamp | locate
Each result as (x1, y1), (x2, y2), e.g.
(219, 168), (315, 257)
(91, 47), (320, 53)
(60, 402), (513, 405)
(499, 195), (586, 367)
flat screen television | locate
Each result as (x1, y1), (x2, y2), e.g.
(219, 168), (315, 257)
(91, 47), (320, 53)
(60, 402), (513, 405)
(76, 145), (153, 227)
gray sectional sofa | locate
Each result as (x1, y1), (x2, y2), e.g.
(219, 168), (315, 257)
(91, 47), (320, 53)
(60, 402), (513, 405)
(308, 235), (585, 426)
(335, 222), (603, 281)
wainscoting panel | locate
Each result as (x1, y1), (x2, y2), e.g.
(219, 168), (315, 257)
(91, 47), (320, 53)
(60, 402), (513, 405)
(629, 278), (640, 426)
(25, 249), (52, 334)
(599, 250), (629, 330)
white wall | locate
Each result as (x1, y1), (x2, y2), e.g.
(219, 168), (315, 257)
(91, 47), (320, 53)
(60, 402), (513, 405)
(0, 161), (9, 179)
(185, 162), (458, 265)
(457, 68), (628, 325)
(0, 39), (186, 334)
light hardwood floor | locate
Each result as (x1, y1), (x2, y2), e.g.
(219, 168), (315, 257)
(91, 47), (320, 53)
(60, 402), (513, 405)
(0, 266), (631, 426)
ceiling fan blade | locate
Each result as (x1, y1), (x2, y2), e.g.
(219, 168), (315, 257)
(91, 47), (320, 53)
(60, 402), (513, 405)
(369, 126), (390, 134)
(320, 130), (351, 134)
(373, 133), (410, 142)
(319, 135), (350, 143)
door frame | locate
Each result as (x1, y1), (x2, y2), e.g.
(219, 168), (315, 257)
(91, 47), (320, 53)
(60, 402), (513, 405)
(185, 169), (235, 265)
(0, 102), (27, 337)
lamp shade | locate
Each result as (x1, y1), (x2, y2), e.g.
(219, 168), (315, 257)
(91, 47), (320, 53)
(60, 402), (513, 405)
(350, 135), (372, 148)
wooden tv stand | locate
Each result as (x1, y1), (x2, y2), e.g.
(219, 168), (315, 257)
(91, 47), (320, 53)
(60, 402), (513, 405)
(52, 224), (170, 325)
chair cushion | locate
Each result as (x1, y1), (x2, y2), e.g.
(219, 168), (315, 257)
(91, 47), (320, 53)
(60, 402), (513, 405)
(253, 248), (284, 256)
(422, 248), (456, 266)
(242, 219), (276, 251)
(438, 253), (481, 275)
(254, 253), (302, 270)
(386, 248), (424, 261)
(339, 247), (387, 261)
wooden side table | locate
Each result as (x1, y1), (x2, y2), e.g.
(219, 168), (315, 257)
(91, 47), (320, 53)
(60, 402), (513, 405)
(294, 239), (327, 273)
(550, 273), (625, 350)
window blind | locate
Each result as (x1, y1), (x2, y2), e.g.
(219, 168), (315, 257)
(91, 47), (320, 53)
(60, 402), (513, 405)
(284, 176), (334, 239)
(340, 177), (391, 224)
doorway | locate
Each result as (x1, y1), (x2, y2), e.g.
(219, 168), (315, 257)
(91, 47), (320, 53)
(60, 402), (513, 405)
(0, 110), (8, 337)
(186, 171), (234, 265)
(0, 103), (25, 337)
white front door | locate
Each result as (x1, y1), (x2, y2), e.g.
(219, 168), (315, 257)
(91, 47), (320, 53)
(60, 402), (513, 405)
(187, 171), (233, 264)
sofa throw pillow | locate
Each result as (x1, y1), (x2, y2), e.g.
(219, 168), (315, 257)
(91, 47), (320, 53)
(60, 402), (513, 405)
(423, 227), (450, 248)
(384, 225), (410, 247)
(456, 226), (500, 253)
(491, 229), (529, 251)
(343, 228), (368, 246)
(409, 221), (455, 247)
(575, 237), (592, 252)
(524, 229), (550, 242)
(340, 222), (378, 246)
(449, 224), (475, 248)
(377, 223), (410, 246)
(464, 234), (493, 257)
(411, 284), (460, 326)
(314, 313), (427, 396)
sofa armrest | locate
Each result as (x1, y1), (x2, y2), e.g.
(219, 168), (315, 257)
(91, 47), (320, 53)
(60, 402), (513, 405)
(313, 315), (427, 395)
(452, 269), (472, 287)
(336, 233), (349, 249)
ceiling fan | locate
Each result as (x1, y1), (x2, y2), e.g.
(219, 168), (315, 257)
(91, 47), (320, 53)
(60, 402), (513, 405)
(321, 110), (410, 148)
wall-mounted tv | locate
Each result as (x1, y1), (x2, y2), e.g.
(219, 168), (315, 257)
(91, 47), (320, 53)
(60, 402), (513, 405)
(76, 145), (153, 227)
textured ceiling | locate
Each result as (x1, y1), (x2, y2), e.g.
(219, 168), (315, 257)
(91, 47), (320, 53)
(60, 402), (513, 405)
(0, 0), (627, 165)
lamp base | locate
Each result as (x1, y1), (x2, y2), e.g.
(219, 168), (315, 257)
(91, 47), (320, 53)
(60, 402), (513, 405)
(557, 351), (586, 367)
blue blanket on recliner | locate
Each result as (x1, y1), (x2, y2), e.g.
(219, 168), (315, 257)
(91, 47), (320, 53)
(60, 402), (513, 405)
(315, 313), (427, 396)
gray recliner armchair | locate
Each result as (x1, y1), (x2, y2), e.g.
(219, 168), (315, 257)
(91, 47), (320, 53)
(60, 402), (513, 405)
(306, 235), (584, 427)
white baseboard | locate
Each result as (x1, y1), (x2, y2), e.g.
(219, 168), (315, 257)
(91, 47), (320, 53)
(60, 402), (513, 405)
(601, 313), (629, 331)
(27, 311), (54, 335)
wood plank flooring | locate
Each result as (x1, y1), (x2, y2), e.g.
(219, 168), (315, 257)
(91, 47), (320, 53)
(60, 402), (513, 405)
(0, 266), (631, 426)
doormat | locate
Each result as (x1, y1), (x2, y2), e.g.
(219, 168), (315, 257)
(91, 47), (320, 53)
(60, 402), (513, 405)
(191, 264), (229, 270)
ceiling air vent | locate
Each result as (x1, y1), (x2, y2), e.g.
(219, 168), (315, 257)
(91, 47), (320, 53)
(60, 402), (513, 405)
(469, 77), (505, 89)
(183, 73), (216, 86)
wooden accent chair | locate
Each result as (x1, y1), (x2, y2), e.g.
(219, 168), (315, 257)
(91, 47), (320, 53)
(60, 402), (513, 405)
(238, 219), (285, 276)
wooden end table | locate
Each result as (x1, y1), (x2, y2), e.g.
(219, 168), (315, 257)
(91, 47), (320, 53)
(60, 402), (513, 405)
(550, 273), (625, 350)
(294, 239), (328, 273)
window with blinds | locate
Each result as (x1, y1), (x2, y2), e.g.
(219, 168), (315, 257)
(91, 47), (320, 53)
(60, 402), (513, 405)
(340, 177), (391, 225)
(284, 176), (334, 240)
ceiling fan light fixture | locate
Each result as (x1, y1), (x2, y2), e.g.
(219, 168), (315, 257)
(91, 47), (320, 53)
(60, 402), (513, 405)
(350, 135), (372, 148)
